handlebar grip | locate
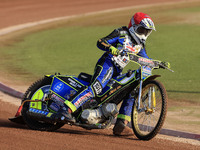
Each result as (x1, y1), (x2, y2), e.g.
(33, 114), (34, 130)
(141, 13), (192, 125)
(159, 63), (174, 72)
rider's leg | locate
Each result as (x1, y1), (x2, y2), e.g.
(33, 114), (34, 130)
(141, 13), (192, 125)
(60, 55), (116, 122)
(113, 95), (135, 136)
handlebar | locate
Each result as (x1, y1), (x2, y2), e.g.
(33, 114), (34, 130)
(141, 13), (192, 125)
(127, 53), (174, 72)
(158, 63), (174, 72)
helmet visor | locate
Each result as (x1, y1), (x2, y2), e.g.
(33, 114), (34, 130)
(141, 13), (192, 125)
(135, 26), (152, 36)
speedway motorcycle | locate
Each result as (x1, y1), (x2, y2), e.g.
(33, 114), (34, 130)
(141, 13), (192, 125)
(9, 50), (173, 141)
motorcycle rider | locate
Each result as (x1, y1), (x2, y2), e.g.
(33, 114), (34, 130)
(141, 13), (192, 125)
(59, 12), (158, 136)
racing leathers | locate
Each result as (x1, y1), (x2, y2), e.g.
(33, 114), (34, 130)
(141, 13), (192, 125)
(64, 26), (150, 122)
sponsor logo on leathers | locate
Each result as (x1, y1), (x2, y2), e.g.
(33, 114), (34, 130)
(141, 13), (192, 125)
(102, 67), (113, 84)
(74, 92), (93, 107)
(92, 80), (102, 95)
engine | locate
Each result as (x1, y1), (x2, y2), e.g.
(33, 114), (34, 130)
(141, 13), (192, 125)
(80, 103), (118, 124)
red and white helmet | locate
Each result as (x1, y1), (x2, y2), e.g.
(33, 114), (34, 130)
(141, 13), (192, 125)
(128, 12), (156, 45)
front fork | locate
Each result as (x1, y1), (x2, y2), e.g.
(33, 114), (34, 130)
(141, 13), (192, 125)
(137, 80), (156, 112)
(137, 80), (143, 110)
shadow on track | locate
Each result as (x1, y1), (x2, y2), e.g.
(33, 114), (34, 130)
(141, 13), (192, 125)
(0, 118), (28, 130)
(1, 118), (139, 141)
(56, 126), (139, 141)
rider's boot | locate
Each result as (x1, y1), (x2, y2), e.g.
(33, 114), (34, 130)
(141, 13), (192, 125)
(56, 105), (76, 123)
(113, 118), (134, 136)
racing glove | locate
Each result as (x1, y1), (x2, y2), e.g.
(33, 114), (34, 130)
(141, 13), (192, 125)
(109, 46), (120, 56)
(160, 61), (171, 69)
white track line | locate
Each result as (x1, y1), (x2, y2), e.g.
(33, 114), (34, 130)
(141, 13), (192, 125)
(0, 0), (197, 36)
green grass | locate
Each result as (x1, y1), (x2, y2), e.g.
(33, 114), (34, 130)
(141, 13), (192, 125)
(147, 25), (200, 101)
(0, 1), (200, 102)
(0, 26), (114, 77)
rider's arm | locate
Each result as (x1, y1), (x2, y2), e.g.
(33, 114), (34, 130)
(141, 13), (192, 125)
(97, 29), (120, 52)
(137, 47), (151, 59)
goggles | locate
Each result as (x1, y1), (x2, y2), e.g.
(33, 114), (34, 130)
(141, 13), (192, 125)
(135, 26), (152, 36)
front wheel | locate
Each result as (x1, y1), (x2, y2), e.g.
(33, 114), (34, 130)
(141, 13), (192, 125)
(131, 80), (168, 140)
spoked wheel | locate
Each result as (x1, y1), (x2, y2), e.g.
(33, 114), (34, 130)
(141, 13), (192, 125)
(131, 80), (168, 140)
(21, 77), (64, 131)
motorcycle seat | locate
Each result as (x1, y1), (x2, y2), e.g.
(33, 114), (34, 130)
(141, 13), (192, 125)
(78, 72), (92, 83)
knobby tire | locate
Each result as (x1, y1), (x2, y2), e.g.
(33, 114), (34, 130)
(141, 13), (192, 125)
(131, 80), (168, 140)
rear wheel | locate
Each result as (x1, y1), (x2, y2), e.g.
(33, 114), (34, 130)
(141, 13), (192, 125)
(131, 80), (167, 140)
(21, 77), (64, 131)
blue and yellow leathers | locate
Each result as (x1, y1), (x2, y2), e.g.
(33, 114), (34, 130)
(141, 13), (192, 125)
(64, 26), (150, 122)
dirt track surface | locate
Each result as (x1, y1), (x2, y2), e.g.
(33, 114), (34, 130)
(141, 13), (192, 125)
(0, 0), (186, 29)
(0, 0), (199, 149)
(1, 100), (199, 150)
